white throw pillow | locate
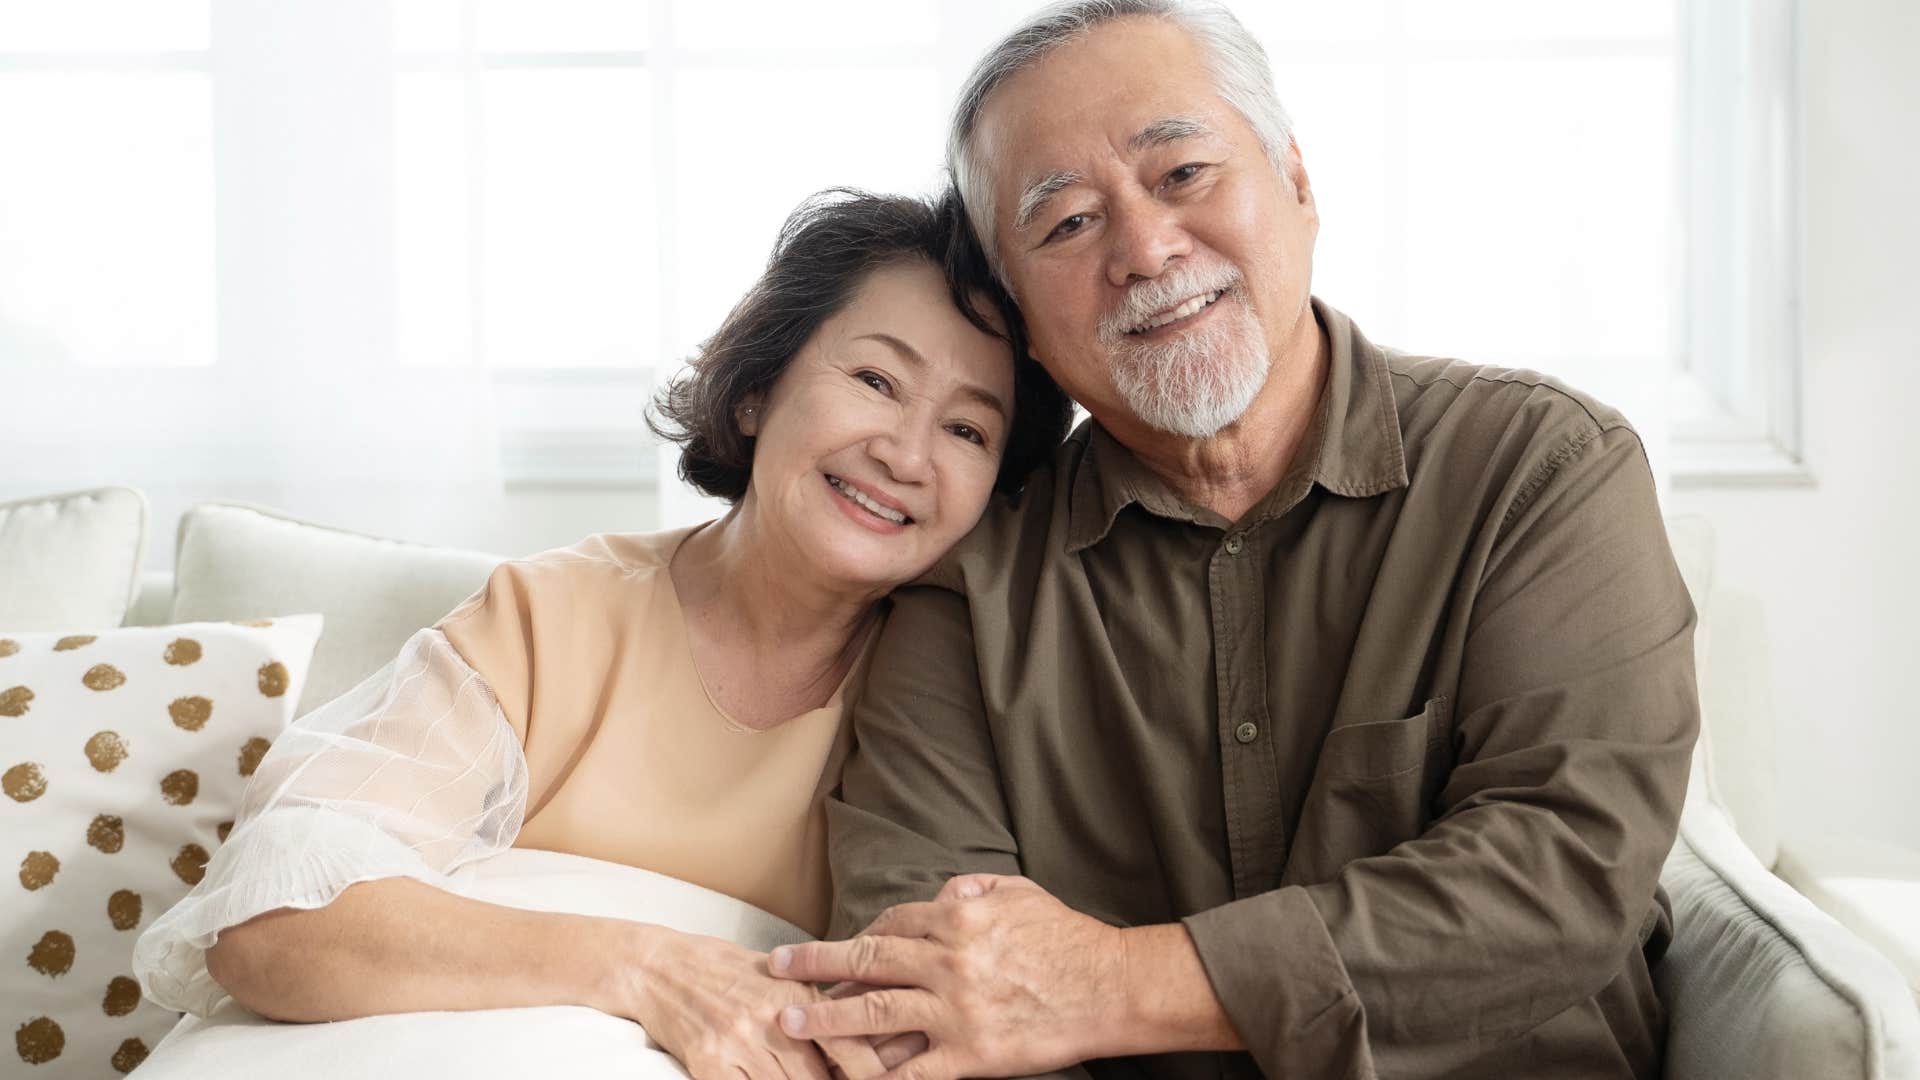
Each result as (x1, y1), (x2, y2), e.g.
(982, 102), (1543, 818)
(0, 488), (147, 631)
(2, 616), (321, 1076)
(133, 848), (811, 1079)
(169, 503), (499, 715)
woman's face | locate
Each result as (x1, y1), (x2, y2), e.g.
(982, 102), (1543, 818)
(742, 259), (1015, 593)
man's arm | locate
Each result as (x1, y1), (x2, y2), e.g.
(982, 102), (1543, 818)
(823, 580), (1098, 1080)
(824, 582), (1023, 940)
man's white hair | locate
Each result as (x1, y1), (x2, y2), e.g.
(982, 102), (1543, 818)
(947, 0), (1294, 287)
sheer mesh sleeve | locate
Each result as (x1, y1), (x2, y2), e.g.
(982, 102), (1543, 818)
(133, 627), (529, 1016)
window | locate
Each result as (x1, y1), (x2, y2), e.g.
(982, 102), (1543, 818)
(0, 0), (1806, 543)
(1237, 0), (1803, 486)
(0, 0), (213, 371)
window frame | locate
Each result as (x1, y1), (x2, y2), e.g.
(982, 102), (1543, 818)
(1669, 0), (1809, 486)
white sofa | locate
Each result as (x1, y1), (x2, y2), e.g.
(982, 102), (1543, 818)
(7, 486), (1920, 1077)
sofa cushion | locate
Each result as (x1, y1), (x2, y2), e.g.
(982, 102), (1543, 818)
(168, 504), (500, 715)
(0, 488), (147, 631)
(0, 616), (321, 1077)
(1659, 801), (1920, 1079)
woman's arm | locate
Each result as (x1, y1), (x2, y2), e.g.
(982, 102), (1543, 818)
(206, 876), (885, 1080)
(205, 877), (637, 1022)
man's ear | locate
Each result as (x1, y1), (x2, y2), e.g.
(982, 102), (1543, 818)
(1283, 136), (1314, 208)
(737, 393), (766, 437)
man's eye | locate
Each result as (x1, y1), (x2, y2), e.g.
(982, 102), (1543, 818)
(1165, 163), (1204, 187)
(857, 371), (893, 395)
(1046, 213), (1090, 242)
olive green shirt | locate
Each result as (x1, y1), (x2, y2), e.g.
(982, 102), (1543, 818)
(827, 299), (1699, 1079)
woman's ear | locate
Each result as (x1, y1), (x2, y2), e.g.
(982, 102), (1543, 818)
(737, 394), (765, 437)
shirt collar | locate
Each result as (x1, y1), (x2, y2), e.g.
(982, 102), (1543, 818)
(1066, 297), (1409, 553)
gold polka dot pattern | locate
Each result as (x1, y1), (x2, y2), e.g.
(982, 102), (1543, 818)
(4, 762), (47, 802)
(0, 620), (318, 1072)
(15, 1016), (64, 1064)
(160, 769), (199, 806)
(18, 851), (59, 891)
(237, 736), (272, 777)
(107, 890), (142, 931)
(0, 685), (32, 717)
(84, 730), (129, 772)
(87, 814), (125, 854)
(111, 1036), (149, 1073)
(102, 976), (141, 1017)
(164, 637), (203, 665)
(27, 930), (76, 977)
(256, 660), (290, 698)
(170, 843), (210, 886)
(169, 694), (213, 731)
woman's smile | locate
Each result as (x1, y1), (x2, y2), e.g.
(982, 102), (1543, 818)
(824, 473), (913, 532)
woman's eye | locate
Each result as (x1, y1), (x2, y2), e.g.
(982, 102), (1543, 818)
(1045, 213), (1090, 242)
(948, 423), (986, 447)
(857, 371), (893, 395)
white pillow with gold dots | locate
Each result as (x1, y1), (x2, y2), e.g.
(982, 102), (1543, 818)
(1, 616), (321, 1077)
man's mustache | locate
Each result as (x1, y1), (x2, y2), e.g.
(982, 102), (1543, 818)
(1097, 263), (1245, 345)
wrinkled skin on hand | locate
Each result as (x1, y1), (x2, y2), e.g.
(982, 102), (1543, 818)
(628, 929), (886, 1080)
(771, 875), (1125, 1080)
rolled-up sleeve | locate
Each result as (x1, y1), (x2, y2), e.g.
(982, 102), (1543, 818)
(827, 583), (1023, 939)
(1182, 426), (1698, 1078)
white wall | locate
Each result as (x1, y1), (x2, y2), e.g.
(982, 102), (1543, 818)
(1669, 0), (1920, 853)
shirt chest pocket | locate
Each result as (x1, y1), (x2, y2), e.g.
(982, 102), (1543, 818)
(1282, 696), (1451, 886)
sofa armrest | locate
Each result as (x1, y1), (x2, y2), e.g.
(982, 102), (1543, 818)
(1659, 801), (1920, 1080)
(1777, 834), (1920, 1001)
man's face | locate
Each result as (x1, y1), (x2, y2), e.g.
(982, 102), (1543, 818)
(977, 17), (1318, 441)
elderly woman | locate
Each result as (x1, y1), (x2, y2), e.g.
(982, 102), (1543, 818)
(131, 189), (1071, 1080)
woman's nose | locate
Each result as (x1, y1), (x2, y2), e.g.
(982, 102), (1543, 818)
(869, 419), (935, 484)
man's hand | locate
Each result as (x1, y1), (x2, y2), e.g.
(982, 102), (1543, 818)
(768, 875), (1123, 1079)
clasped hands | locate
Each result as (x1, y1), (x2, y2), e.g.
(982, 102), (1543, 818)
(771, 873), (1123, 1080)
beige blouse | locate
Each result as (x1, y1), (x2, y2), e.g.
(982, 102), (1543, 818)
(443, 527), (858, 933)
(134, 526), (866, 1017)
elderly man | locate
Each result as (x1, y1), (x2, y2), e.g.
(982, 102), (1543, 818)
(771, 2), (1698, 1078)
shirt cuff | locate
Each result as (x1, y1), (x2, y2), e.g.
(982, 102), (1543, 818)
(1181, 886), (1375, 1078)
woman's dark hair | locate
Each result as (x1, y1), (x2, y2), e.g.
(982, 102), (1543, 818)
(648, 187), (1072, 503)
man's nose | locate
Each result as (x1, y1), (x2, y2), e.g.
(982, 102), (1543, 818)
(1104, 195), (1192, 287)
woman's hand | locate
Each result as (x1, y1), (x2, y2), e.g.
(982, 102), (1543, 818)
(613, 925), (886, 1080)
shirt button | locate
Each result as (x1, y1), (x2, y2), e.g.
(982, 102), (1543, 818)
(1234, 721), (1259, 744)
(1224, 534), (1245, 556)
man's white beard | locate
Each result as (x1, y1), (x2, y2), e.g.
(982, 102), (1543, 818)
(1106, 290), (1269, 440)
